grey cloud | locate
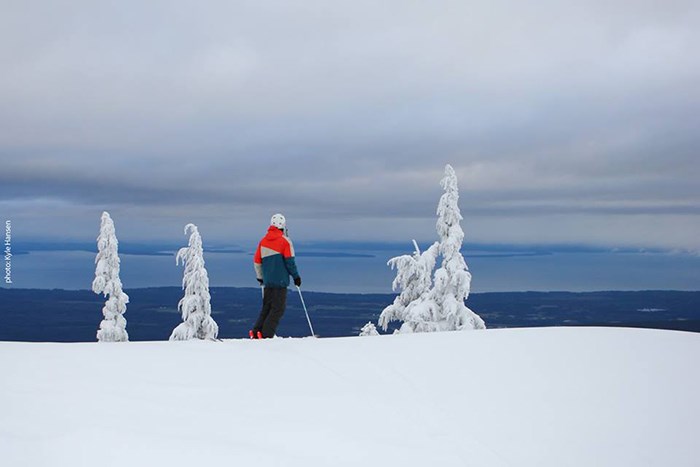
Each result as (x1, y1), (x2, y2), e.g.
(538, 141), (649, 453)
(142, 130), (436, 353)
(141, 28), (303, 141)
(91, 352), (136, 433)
(1, 0), (699, 249)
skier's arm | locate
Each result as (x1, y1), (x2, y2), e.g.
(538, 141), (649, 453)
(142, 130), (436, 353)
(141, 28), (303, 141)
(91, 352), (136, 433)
(282, 238), (300, 280)
(253, 242), (263, 281)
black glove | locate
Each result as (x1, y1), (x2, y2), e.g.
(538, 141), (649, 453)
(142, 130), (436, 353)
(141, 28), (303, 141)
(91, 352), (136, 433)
(294, 276), (302, 287)
(256, 278), (263, 285)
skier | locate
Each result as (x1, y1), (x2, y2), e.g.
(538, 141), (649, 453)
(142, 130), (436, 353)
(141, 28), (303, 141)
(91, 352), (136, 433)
(250, 213), (302, 339)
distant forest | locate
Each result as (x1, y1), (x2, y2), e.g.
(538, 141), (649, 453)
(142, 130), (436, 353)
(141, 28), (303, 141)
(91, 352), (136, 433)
(1, 288), (698, 342)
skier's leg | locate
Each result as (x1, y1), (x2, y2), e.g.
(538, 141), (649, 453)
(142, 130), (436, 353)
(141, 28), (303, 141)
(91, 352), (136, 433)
(261, 288), (288, 338)
(253, 288), (272, 334)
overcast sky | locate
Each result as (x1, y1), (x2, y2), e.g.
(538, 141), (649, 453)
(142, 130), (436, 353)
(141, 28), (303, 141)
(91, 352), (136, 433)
(1, 0), (699, 249)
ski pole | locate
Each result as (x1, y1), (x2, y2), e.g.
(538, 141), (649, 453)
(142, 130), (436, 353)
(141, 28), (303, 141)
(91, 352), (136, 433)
(296, 286), (315, 337)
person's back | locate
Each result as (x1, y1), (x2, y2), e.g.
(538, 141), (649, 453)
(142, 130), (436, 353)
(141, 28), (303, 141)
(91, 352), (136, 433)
(254, 226), (298, 288)
(251, 214), (301, 338)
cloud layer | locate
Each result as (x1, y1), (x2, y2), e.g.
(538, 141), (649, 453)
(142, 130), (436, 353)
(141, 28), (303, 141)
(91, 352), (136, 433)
(1, 1), (699, 248)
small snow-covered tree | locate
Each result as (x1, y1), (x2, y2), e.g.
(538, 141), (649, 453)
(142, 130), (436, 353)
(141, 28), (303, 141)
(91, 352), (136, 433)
(92, 211), (129, 342)
(359, 321), (379, 336)
(378, 240), (439, 333)
(379, 165), (485, 333)
(170, 223), (219, 341)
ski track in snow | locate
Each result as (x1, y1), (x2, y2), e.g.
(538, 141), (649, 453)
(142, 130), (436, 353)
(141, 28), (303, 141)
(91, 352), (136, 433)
(1, 327), (698, 467)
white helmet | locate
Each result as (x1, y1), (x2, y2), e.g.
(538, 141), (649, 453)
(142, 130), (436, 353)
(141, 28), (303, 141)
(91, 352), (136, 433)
(270, 213), (286, 230)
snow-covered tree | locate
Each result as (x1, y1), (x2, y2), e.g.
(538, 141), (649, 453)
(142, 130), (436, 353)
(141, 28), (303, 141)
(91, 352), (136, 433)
(170, 223), (219, 341)
(359, 321), (380, 336)
(92, 211), (129, 342)
(379, 165), (485, 333)
(378, 240), (439, 333)
(431, 165), (485, 330)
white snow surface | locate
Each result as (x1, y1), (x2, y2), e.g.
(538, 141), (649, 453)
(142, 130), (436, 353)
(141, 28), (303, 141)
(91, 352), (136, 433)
(1, 327), (698, 467)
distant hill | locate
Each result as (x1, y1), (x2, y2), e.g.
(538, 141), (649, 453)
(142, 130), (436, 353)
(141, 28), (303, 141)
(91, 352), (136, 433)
(1, 288), (698, 342)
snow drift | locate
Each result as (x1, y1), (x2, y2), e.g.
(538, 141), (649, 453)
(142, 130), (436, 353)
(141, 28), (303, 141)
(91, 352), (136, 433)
(1, 327), (698, 467)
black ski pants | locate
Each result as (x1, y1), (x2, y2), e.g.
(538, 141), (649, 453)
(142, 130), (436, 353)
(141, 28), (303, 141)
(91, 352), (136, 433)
(253, 287), (287, 338)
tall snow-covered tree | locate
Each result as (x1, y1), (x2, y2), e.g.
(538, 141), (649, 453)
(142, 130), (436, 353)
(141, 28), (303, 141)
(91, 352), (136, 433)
(170, 223), (219, 341)
(379, 165), (485, 333)
(92, 211), (129, 342)
(431, 164), (485, 330)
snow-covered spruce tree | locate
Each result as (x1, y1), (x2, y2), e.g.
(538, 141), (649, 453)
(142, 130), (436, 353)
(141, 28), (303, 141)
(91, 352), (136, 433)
(92, 211), (129, 342)
(379, 165), (485, 333)
(378, 240), (439, 333)
(430, 164), (485, 330)
(359, 321), (379, 336)
(170, 223), (219, 341)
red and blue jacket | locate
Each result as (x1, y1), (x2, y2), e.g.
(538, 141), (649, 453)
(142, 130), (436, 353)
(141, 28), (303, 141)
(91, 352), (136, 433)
(254, 226), (300, 288)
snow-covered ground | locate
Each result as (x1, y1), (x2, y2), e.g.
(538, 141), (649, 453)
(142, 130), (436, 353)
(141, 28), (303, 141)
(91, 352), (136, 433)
(1, 327), (698, 467)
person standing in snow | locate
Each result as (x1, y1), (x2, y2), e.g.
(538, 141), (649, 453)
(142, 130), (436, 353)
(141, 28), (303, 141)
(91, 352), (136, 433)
(251, 214), (302, 339)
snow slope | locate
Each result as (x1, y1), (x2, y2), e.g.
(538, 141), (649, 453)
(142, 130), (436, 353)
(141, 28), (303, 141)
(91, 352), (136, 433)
(1, 327), (698, 467)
